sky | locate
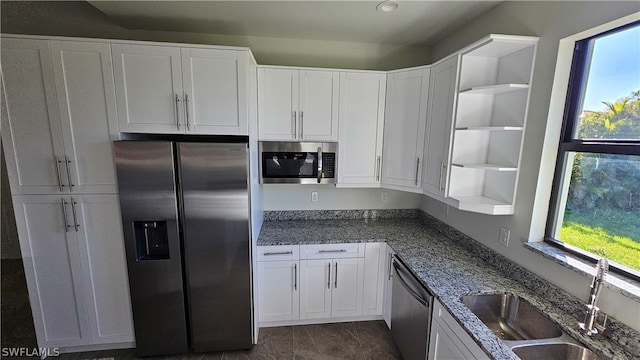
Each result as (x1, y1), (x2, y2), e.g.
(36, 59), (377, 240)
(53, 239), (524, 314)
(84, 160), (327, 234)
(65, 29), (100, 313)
(581, 25), (640, 112)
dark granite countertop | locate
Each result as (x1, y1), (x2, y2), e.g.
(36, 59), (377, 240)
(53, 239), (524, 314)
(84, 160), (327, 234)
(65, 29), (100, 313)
(258, 216), (637, 360)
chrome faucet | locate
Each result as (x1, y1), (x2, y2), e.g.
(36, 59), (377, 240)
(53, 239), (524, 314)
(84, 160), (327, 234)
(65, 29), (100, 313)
(580, 258), (609, 336)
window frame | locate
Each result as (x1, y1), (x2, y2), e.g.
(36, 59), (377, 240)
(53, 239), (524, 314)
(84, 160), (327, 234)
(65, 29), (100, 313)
(545, 20), (640, 280)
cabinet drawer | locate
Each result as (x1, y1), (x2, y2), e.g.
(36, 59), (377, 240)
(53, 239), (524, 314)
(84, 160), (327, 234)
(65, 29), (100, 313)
(257, 245), (299, 261)
(300, 243), (365, 259)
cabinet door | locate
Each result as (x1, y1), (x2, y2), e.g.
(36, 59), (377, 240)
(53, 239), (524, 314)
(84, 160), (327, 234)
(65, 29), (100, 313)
(428, 300), (489, 360)
(49, 41), (119, 194)
(423, 57), (458, 198)
(337, 72), (386, 187)
(298, 70), (339, 141)
(181, 48), (248, 135)
(112, 44), (184, 133)
(74, 194), (134, 344)
(257, 68), (298, 140)
(299, 259), (332, 320)
(362, 242), (385, 316)
(381, 68), (429, 192)
(257, 260), (299, 323)
(12, 195), (90, 348)
(382, 246), (394, 329)
(1, 38), (67, 195)
(331, 258), (364, 318)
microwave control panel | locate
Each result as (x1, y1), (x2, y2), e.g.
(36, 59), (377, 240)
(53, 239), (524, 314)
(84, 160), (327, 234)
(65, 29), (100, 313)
(323, 153), (335, 178)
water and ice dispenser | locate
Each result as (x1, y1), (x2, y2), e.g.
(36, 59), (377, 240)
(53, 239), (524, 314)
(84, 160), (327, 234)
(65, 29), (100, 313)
(133, 221), (170, 260)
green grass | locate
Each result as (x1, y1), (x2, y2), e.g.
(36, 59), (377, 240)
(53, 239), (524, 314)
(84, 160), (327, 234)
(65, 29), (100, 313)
(560, 210), (640, 272)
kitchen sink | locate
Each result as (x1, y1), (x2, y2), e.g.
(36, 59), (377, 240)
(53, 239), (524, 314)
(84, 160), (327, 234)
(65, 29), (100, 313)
(461, 293), (562, 340)
(512, 342), (600, 360)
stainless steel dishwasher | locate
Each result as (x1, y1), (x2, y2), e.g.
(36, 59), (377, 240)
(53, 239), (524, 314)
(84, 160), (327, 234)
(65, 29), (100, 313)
(391, 255), (434, 360)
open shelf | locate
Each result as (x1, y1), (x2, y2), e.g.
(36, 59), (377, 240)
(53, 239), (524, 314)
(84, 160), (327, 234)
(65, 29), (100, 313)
(448, 195), (514, 215)
(455, 126), (523, 131)
(462, 35), (539, 58)
(460, 83), (529, 94)
(452, 163), (517, 171)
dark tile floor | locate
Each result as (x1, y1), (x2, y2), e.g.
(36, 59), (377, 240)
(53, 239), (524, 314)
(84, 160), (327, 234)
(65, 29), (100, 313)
(56, 321), (402, 360)
(1, 259), (38, 352)
(1, 259), (401, 359)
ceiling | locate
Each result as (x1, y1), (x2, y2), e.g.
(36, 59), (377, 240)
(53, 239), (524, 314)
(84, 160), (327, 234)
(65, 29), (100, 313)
(87, 1), (503, 46)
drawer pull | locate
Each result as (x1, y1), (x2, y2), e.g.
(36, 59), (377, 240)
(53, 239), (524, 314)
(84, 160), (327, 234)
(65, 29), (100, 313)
(263, 251), (293, 256)
(318, 249), (347, 254)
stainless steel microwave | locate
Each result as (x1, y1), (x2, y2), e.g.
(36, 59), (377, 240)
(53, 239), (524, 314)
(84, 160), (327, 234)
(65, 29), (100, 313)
(259, 141), (337, 184)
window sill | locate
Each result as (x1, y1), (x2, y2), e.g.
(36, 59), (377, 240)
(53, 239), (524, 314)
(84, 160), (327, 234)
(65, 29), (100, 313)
(524, 241), (640, 303)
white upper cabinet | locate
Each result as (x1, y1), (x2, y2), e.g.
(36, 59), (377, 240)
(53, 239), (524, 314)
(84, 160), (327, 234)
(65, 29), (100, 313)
(2, 38), (118, 195)
(50, 41), (119, 194)
(337, 72), (386, 187)
(1, 39), (66, 195)
(258, 67), (339, 141)
(112, 43), (248, 135)
(112, 44), (183, 133)
(181, 48), (247, 134)
(381, 67), (430, 193)
(447, 35), (537, 215)
(422, 56), (459, 200)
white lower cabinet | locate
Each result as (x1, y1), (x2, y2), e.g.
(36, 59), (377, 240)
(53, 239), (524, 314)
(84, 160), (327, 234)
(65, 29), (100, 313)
(256, 245), (300, 323)
(300, 257), (365, 319)
(12, 194), (133, 349)
(362, 242), (386, 316)
(258, 243), (383, 326)
(428, 299), (489, 360)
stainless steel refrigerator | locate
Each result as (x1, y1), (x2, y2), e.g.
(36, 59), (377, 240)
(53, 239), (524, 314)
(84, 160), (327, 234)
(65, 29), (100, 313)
(113, 140), (253, 357)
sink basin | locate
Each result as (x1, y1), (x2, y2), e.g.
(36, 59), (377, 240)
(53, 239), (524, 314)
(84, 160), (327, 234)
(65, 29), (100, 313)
(461, 293), (562, 340)
(512, 343), (601, 360)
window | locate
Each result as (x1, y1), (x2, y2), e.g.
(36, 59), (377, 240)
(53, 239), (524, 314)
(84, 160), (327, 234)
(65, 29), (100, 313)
(546, 21), (640, 278)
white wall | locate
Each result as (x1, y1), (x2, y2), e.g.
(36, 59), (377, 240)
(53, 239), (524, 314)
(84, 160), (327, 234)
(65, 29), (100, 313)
(425, 1), (640, 331)
(263, 185), (421, 211)
(0, 1), (431, 70)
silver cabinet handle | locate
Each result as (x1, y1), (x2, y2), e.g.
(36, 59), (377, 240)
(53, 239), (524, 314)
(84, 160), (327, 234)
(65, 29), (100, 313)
(327, 262), (331, 289)
(65, 156), (74, 191)
(300, 111), (304, 139)
(388, 252), (393, 281)
(61, 198), (71, 232)
(55, 157), (65, 191)
(317, 146), (323, 184)
(334, 262), (338, 288)
(263, 251), (293, 256)
(294, 263), (297, 291)
(175, 93), (181, 130)
(184, 93), (191, 131)
(292, 111), (297, 139)
(70, 198), (80, 232)
(318, 249), (346, 254)
(415, 157), (421, 186)
(376, 156), (381, 182)
(439, 161), (446, 193)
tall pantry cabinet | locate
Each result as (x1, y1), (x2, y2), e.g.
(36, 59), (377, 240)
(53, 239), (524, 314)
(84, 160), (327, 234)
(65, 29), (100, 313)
(1, 38), (134, 348)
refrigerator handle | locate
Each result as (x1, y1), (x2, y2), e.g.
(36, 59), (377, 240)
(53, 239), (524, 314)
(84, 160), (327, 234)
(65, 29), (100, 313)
(317, 146), (323, 184)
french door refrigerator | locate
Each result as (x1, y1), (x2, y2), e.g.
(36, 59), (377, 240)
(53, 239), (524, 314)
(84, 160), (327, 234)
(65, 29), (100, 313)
(113, 140), (253, 356)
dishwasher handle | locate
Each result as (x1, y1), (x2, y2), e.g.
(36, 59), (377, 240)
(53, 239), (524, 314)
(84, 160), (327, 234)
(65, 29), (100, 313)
(393, 261), (428, 307)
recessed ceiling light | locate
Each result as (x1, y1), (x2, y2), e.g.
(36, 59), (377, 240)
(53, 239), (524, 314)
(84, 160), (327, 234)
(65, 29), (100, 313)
(376, 0), (399, 13)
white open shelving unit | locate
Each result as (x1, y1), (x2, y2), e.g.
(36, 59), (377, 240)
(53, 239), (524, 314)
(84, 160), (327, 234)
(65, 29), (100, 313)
(447, 35), (538, 215)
